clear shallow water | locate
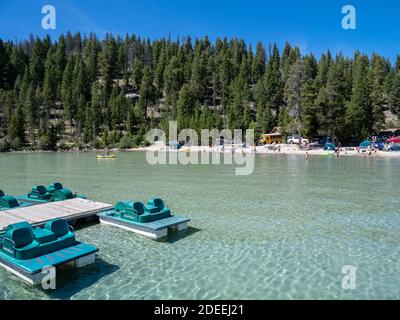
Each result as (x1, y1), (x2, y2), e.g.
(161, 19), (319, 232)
(0, 152), (400, 299)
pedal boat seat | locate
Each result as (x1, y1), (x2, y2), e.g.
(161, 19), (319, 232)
(2, 222), (40, 260)
(0, 195), (20, 209)
(28, 185), (52, 200)
(47, 182), (64, 194)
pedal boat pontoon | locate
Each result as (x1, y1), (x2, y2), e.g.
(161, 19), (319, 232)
(99, 198), (190, 239)
(0, 218), (98, 284)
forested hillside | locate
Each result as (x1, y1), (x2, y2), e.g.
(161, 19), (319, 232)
(0, 32), (399, 150)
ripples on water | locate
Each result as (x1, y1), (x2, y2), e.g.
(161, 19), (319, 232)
(0, 152), (400, 299)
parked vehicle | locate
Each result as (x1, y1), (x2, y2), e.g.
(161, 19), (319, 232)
(287, 135), (309, 144)
(388, 143), (400, 152)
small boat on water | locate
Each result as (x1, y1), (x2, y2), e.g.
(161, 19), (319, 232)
(99, 198), (190, 239)
(16, 182), (86, 204)
(97, 154), (116, 159)
(0, 218), (98, 284)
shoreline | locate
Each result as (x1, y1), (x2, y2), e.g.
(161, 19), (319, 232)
(143, 145), (400, 158)
(2, 144), (400, 158)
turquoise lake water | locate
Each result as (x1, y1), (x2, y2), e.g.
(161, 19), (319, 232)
(0, 152), (400, 299)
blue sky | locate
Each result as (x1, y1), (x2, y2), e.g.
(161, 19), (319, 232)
(0, 0), (399, 60)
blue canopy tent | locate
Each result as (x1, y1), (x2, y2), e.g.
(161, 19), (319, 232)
(359, 140), (371, 149)
(323, 143), (336, 151)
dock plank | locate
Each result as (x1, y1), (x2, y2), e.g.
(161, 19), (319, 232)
(0, 198), (113, 230)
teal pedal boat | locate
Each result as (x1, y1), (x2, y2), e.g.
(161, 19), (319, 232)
(99, 198), (190, 239)
(16, 182), (86, 204)
(0, 190), (33, 211)
(0, 218), (98, 284)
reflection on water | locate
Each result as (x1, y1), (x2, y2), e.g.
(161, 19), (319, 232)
(0, 152), (400, 299)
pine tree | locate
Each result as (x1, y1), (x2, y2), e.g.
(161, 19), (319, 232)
(42, 48), (58, 128)
(323, 58), (348, 141)
(18, 68), (30, 104)
(176, 84), (196, 129)
(227, 74), (248, 130)
(0, 90), (16, 136)
(190, 53), (206, 100)
(84, 83), (102, 143)
(164, 55), (183, 113)
(29, 38), (46, 88)
(284, 59), (303, 133)
(61, 56), (75, 123)
(251, 42), (266, 83)
(390, 70), (400, 116)
(370, 54), (390, 132)
(346, 55), (371, 140)
(155, 46), (167, 95)
(314, 53), (330, 92)
(0, 40), (13, 90)
(24, 84), (37, 143)
(99, 36), (117, 99)
(264, 44), (283, 111)
(300, 55), (318, 138)
(76, 94), (86, 137)
(281, 42), (301, 83)
(131, 58), (144, 89)
(10, 46), (28, 84)
(219, 53), (233, 111)
(109, 86), (128, 129)
(54, 35), (67, 99)
(83, 36), (100, 84)
(139, 66), (155, 108)
(126, 99), (137, 134)
(72, 56), (89, 108)
(8, 103), (25, 148)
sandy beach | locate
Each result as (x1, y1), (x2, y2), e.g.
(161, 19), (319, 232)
(127, 143), (400, 158)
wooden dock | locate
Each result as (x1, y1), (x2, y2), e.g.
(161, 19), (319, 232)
(0, 198), (113, 230)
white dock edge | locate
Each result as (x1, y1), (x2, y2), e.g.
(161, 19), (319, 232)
(0, 254), (97, 285)
(100, 219), (168, 239)
(0, 261), (43, 285)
